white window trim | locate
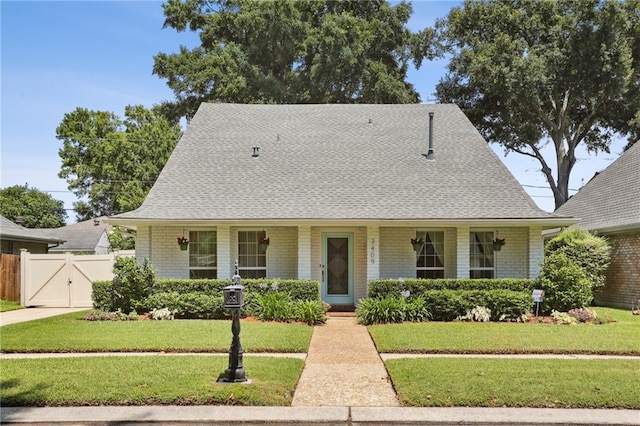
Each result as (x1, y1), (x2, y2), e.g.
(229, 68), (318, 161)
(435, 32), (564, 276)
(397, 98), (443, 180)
(188, 229), (218, 278)
(469, 230), (495, 278)
(237, 229), (268, 278)
(415, 230), (445, 278)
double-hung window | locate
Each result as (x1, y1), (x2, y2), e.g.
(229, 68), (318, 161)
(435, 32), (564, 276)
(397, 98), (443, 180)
(189, 231), (217, 278)
(469, 231), (494, 278)
(416, 231), (445, 279)
(238, 230), (267, 278)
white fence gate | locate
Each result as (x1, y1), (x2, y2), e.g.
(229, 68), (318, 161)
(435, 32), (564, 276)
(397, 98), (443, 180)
(20, 250), (132, 308)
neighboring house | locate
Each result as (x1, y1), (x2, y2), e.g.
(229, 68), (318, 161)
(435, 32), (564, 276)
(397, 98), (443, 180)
(109, 103), (575, 308)
(556, 142), (640, 309)
(42, 217), (112, 255)
(0, 215), (65, 254)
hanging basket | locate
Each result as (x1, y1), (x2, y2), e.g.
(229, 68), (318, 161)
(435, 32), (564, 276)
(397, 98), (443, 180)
(179, 242), (189, 251)
(412, 242), (424, 252)
(492, 238), (505, 251)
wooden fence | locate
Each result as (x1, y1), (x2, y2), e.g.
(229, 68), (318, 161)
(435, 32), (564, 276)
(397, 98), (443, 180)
(0, 254), (21, 302)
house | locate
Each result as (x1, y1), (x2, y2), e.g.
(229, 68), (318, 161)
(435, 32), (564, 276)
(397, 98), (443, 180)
(109, 103), (575, 308)
(0, 215), (65, 254)
(42, 217), (112, 255)
(556, 142), (640, 309)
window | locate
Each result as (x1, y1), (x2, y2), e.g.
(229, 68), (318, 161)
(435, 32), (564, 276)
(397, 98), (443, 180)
(416, 231), (445, 279)
(469, 231), (494, 279)
(238, 230), (267, 279)
(189, 231), (217, 278)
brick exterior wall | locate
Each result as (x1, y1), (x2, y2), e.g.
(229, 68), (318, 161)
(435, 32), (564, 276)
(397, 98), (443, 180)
(596, 231), (640, 309)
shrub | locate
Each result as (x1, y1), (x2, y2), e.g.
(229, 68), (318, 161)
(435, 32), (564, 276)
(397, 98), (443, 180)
(151, 307), (175, 320)
(356, 297), (406, 325)
(545, 229), (610, 292)
(403, 296), (431, 322)
(144, 292), (225, 319)
(92, 281), (111, 311)
(254, 292), (295, 322)
(293, 300), (328, 325)
(110, 257), (155, 314)
(368, 278), (536, 299)
(457, 306), (491, 322)
(85, 309), (138, 321)
(568, 307), (597, 323)
(539, 252), (592, 312)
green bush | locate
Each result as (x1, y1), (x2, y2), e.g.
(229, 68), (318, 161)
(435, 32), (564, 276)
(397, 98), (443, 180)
(403, 296), (431, 322)
(293, 300), (328, 325)
(144, 292), (225, 319)
(545, 229), (610, 292)
(92, 281), (112, 311)
(539, 252), (592, 312)
(109, 257), (155, 314)
(254, 292), (295, 322)
(356, 297), (406, 325)
(368, 278), (536, 299)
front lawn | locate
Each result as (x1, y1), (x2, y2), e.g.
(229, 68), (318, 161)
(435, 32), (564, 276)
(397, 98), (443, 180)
(1, 356), (303, 406)
(369, 308), (640, 354)
(386, 358), (640, 408)
(0, 311), (313, 353)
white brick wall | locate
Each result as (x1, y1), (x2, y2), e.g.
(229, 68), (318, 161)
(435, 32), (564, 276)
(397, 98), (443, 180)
(495, 228), (528, 278)
(265, 227), (297, 279)
(528, 226), (544, 278)
(298, 226), (311, 279)
(354, 227), (367, 302)
(149, 226), (191, 278)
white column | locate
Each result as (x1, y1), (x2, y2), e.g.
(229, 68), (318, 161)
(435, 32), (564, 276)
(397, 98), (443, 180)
(456, 226), (470, 278)
(297, 226), (311, 279)
(528, 226), (544, 278)
(366, 226), (380, 286)
(217, 225), (232, 278)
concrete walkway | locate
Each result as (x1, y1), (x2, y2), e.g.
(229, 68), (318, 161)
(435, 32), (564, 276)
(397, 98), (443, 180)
(292, 316), (398, 407)
(0, 307), (88, 326)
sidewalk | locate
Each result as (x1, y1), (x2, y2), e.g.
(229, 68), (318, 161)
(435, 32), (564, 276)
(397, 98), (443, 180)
(1, 311), (639, 425)
(0, 307), (88, 326)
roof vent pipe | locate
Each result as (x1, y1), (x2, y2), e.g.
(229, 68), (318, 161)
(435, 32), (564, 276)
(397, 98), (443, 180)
(425, 112), (434, 160)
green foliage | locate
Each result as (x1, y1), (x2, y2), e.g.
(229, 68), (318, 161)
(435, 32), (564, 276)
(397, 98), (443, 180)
(254, 292), (295, 322)
(545, 229), (611, 292)
(110, 257), (156, 314)
(539, 252), (592, 312)
(356, 297), (406, 325)
(293, 300), (328, 326)
(55, 105), (182, 220)
(144, 292), (225, 319)
(457, 306), (491, 322)
(107, 225), (135, 251)
(91, 280), (112, 311)
(84, 310), (139, 321)
(435, 0), (640, 208)
(154, 0), (434, 121)
(150, 307), (175, 321)
(0, 184), (67, 227)
(402, 296), (431, 322)
(368, 278), (536, 299)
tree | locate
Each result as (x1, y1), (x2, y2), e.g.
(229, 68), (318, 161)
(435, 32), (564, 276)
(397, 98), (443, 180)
(56, 105), (182, 221)
(153, 0), (434, 121)
(435, 0), (640, 209)
(0, 184), (67, 228)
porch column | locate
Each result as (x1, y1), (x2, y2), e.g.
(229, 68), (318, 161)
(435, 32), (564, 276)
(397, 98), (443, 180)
(528, 226), (544, 278)
(366, 226), (380, 287)
(217, 225), (232, 279)
(456, 226), (470, 279)
(297, 226), (311, 279)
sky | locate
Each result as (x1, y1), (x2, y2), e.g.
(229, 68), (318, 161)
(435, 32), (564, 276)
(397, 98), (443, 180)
(1, 0), (629, 224)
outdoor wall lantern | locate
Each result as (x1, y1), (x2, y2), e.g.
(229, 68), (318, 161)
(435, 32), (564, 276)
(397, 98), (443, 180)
(219, 261), (247, 383)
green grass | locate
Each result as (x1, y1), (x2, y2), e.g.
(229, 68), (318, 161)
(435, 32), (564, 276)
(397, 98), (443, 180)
(0, 311), (312, 353)
(0, 300), (22, 312)
(369, 308), (640, 354)
(0, 356), (303, 406)
(386, 358), (640, 408)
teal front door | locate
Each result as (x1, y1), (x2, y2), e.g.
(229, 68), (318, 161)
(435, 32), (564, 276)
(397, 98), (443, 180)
(321, 233), (354, 305)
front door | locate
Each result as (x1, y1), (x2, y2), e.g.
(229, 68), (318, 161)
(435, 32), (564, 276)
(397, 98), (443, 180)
(321, 233), (354, 306)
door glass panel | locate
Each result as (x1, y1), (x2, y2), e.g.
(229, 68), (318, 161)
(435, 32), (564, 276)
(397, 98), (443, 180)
(327, 237), (349, 295)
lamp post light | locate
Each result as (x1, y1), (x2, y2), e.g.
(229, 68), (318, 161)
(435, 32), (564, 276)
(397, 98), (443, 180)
(218, 261), (247, 383)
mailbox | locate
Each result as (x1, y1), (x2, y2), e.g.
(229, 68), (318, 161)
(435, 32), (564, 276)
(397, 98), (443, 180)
(223, 284), (245, 309)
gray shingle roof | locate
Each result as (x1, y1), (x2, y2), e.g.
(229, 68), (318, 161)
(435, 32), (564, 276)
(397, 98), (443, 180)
(0, 215), (65, 244)
(556, 142), (640, 232)
(40, 217), (111, 252)
(116, 103), (569, 222)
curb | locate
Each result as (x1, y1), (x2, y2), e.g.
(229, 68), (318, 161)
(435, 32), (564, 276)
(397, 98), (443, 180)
(2, 406), (639, 425)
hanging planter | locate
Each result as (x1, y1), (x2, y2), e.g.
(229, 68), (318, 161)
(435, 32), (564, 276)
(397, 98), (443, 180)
(258, 235), (270, 249)
(177, 236), (189, 251)
(492, 238), (506, 251)
(411, 237), (424, 252)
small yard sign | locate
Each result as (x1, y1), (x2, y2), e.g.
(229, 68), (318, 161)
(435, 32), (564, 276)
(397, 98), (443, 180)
(532, 289), (544, 316)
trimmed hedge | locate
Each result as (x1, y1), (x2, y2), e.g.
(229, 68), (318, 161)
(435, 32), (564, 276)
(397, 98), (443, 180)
(92, 278), (321, 319)
(368, 278), (537, 299)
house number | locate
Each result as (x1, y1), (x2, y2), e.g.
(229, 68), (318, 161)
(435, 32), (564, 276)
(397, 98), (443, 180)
(370, 239), (375, 264)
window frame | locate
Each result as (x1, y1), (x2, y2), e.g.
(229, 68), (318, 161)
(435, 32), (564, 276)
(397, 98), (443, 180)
(237, 229), (267, 279)
(415, 230), (445, 279)
(469, 230), (495, 279)
(188, 230), (217, 279)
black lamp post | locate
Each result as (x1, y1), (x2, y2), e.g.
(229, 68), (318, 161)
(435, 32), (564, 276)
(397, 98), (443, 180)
(218, 261), (247, 383)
